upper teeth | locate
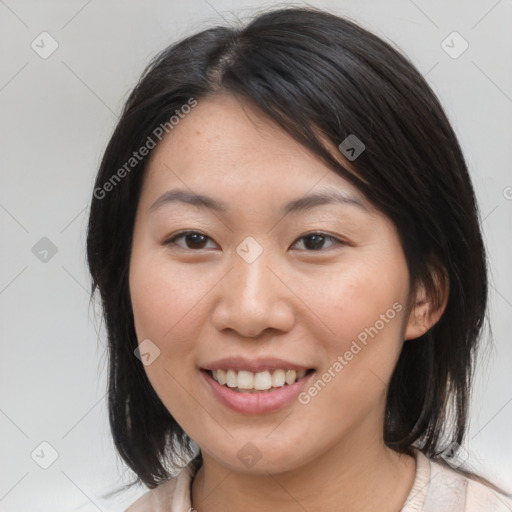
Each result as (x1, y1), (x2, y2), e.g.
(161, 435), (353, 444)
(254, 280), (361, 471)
(212, 369), (307, 390)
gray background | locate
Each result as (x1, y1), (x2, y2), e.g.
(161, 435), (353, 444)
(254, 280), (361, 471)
(1, 0), (511, 510)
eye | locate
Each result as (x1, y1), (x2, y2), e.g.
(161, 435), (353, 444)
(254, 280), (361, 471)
(291, 232), (344, 251)
(164, 230), (218, 250)
(164, 230), (345, 252)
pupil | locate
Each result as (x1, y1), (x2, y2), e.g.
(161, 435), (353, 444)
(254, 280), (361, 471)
(187, 233), (206, 248)
(305, 235), (324, 250)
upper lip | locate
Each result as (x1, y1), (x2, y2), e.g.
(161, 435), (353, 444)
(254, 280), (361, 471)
(201, 357), (313, 373)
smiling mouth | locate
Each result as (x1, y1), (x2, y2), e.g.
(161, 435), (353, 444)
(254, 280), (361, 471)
(204, 368), (315, 393)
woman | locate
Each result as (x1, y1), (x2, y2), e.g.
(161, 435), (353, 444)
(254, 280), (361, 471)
(86, 6), (512, 511)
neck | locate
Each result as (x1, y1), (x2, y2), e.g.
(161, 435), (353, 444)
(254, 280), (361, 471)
(191, 433), (416, 512)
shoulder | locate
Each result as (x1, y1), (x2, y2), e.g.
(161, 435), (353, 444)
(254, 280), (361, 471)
(125, 460), (198, 512)
(465, 474), (512, 511)
(125, 478), (178, 512)
(426, 456), (512, 512)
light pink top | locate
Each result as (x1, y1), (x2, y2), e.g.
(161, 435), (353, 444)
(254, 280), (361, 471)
(126, 449), (512, 511)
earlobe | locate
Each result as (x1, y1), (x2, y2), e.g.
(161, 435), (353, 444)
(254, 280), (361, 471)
(404, 269), (449, 341)
(404, 297), (436, 341)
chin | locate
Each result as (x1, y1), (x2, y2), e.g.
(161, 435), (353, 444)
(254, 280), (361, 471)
(201, 436), (314, 475)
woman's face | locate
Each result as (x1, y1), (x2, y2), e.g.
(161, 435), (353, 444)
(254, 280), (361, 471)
(129, 94), (423, 474)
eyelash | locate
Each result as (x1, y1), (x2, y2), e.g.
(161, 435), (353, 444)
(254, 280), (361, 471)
(163, 230), (345, 252)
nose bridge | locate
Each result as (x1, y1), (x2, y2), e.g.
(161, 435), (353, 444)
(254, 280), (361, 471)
(212, 235), (294, 336)
(231, 237), (275, 312)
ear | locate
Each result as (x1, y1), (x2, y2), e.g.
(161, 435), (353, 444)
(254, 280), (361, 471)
(404, 266), (449, 341)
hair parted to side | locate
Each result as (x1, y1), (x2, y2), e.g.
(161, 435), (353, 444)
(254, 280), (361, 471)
(87, 6), (492, 492)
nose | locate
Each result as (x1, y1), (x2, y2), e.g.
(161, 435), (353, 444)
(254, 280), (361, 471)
(211, 246), (296, 338)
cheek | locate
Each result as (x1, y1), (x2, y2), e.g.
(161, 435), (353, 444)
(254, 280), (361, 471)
(302, 253), (409, 403)
(304, 254), (409, 348)
(129, 257), (211, 426)
(129, 251), (211, 343)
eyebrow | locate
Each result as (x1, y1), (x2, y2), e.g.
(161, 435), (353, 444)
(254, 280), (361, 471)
(149, 188), (369, 215)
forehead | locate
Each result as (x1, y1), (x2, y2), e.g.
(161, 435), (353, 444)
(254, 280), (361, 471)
(141, 94), (367, 208)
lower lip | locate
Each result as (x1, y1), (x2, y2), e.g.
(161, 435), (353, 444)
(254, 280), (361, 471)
(201, 369), (315, 414)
